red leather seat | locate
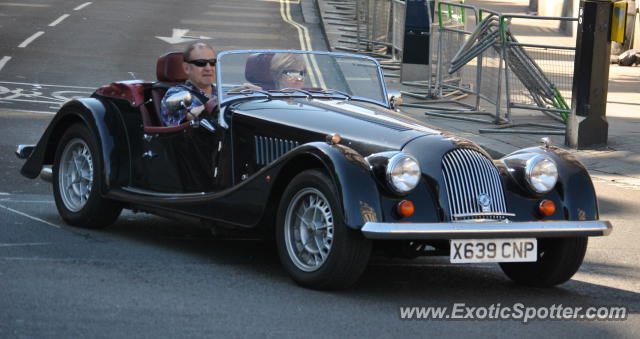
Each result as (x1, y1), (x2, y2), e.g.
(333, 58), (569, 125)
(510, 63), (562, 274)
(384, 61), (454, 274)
(245, 53), (275, 90)
(156, 52), (188, 84)
(148, 52), (188, 126)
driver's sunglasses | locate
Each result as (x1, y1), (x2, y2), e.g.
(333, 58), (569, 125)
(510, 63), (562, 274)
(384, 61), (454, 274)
(281, 69), (305, 80)
(186, 59), (216, 67)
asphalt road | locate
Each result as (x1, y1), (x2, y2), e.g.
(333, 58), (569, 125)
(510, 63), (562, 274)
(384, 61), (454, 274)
(1, 0), (639, 338)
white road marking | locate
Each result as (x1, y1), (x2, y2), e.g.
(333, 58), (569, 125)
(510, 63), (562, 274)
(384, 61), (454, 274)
(0, 84), (92, 107)
(0, 242), (51, 248)
(0, 81), (94, 89)
(0, 109), (56, 115)
(156, 28), (211, 44)
(1, 97), (65, 105)
(279, 0), (326, 88)
(0, 192), (9, 195)
(18, 31), (45, 48)
(0, 203), (62, 229)
(73, 2), (92, 11)
(0, 199), (54, 203)
(0, 56), (11, 72)
(2, 257), (122, 263)
(48, 14), (70, 27)
(0, 2), (50, 7)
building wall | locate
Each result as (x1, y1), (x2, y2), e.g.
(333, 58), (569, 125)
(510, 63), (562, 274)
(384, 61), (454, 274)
(535, 0), (579, 36)
(534, 0), (637, 49)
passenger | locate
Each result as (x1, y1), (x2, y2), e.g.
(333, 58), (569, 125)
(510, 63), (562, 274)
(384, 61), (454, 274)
(269, 53), (307, 89)
(160, 42), (217, 126)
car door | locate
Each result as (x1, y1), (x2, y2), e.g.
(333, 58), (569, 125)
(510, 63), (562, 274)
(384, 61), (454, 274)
(137, 123), (220, 193)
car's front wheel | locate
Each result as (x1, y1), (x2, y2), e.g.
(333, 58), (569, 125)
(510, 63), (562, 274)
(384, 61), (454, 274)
(276, 169), (372, 289)
(53, 123), (122, 228)
(500, 237), (588, 287)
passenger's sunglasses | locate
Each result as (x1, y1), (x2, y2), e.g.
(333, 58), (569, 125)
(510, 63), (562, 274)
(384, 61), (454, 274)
(281, 69), (305, 80)
(186, 59), (216, 67)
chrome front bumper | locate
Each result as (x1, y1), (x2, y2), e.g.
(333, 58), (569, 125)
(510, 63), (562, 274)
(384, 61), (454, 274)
(361, 220), (612, 240)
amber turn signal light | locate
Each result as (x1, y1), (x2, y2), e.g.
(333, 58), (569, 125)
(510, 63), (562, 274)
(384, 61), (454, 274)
(396, 200), (415, 218)
(326, 133), (341, 145)
(538, 199), (556, 216)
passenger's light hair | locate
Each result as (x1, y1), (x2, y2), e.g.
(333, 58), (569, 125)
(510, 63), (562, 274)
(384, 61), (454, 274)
(269, 53), (305, 78)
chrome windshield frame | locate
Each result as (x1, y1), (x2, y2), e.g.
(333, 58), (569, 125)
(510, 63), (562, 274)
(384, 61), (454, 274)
(215, 49), (390, 108)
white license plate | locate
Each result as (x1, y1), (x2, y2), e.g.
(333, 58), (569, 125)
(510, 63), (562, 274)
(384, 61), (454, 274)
(450, 238), (537, 263)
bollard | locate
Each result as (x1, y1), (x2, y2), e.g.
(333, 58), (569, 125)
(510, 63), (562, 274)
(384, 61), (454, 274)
(566, 0), (618, 149)
(400, 0), (434, 82)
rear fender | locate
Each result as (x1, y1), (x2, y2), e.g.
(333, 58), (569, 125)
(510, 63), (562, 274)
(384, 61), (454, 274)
(20, 98), (130, 192)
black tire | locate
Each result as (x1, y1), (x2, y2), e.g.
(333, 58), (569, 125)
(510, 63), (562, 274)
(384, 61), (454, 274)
(276, 169), (372, 289)
(52, 123), (122, 228)
(500, 237), (588, 287)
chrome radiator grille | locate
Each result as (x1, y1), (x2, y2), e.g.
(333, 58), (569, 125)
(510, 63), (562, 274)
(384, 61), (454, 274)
(441, 148), (510, 220)
(254, 136), (299, 165)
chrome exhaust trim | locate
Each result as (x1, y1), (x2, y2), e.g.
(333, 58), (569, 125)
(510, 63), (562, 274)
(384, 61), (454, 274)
(40, 166), (52, 183)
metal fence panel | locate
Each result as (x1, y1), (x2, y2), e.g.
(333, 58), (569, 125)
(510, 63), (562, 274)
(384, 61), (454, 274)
(436, 2), (480, 98)
(391, 0), (406, 60)
(501, 15), (577, 122)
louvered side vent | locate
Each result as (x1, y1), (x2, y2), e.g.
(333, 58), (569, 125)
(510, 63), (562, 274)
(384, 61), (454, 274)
(254, 136), (300, 165)
(441, 148), (512, 221)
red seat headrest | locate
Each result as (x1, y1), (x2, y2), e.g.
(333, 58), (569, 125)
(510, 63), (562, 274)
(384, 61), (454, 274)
(156, 52), (188, 83)
(245, 53), (275, 90)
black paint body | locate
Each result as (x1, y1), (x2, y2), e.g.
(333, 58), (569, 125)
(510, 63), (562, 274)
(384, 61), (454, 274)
(20, 85), (600, 233)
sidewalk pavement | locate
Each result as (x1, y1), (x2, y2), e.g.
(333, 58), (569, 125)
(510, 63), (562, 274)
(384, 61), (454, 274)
(315, 0), (640, 188)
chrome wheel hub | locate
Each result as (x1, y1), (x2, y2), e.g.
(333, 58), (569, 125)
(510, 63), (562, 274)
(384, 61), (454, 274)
(284, 187), (334, 272)
(58, 138), (93, 212)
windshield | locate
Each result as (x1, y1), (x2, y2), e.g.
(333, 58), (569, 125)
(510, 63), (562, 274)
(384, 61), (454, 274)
(217, 50), (387, 105)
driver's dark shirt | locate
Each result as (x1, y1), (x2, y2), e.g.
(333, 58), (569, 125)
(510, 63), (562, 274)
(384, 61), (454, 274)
(160, 81), (216, 126)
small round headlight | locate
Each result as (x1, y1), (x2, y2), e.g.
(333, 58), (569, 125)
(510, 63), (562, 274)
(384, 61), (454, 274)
(525, 155), (558, 194)
(386, 153), (421, 194)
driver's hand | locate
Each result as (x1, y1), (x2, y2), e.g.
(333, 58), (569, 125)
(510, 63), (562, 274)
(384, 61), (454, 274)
(187, 105), (205, 120)
(242, 82), (263, 90)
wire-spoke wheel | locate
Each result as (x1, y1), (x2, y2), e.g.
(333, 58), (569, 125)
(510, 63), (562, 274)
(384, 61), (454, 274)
(284, 187), (334, 272)
(53, 123), (121, 228)
(58, 138), (94, 212)
(276, 169), (371, 289)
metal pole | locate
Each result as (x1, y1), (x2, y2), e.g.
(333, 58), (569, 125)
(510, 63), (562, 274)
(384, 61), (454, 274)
(495, 14), (506, 123)
(473, 8), (483, 111)
(565, 0), (613, 148)
(503, 20), (513, 122)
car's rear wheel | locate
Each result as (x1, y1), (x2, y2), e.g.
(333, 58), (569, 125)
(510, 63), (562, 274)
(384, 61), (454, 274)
(499, 237), (588, 287)
(53, 123), (121, 228)
(276, 169), (371, 289)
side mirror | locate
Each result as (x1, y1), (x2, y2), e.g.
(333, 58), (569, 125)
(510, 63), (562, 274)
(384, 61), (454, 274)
(164, 91), (192, 112)
(388, 91), (403, 110)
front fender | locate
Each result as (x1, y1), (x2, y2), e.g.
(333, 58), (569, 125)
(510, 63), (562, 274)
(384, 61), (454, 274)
(500, 146), (599, 221)
(280, 142), (383, 230)
(20, 98), (130, 192)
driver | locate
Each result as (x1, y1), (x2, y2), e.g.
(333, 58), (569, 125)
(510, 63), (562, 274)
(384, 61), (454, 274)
(160, 42), (217, 126)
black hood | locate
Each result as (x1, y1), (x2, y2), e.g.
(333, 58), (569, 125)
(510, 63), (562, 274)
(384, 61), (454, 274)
(231, 97), (446, 153)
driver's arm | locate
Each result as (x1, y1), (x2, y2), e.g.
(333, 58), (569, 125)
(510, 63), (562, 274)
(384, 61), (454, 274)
(160, 87), (191, 126)
(186, 105), (205, 121)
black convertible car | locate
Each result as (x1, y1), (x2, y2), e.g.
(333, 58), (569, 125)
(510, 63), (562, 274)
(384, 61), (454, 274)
(16, 50), (611, 289)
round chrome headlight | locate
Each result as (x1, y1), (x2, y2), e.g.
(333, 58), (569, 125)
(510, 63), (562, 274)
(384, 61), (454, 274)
(525, 155), (558, 193)
(386, 153), (421, 194)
